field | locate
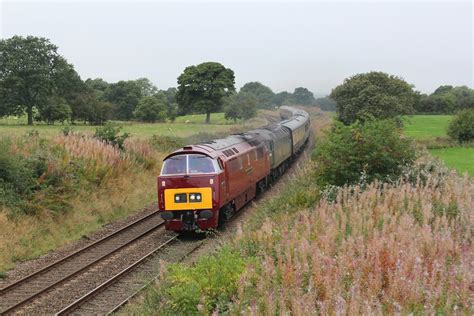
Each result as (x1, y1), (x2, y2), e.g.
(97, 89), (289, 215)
(403, 115), (452, 139)
(0, 113), (265, 139)
(403, 115), (473, 176)
(430, 147), (474, 176)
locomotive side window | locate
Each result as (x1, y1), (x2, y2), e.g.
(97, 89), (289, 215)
(256, 147), (264, 160)
(161, 155), (186, 175)
(188, 155), (215, 174)
(228, 157), (242, 172)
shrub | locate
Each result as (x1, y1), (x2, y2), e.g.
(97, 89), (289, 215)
(94, 123), (129, 150)
(0, 139), (37, 195)
(312, 119), (416, 186)
(447, 109), (474, 143)
(159, 248), (247, 314)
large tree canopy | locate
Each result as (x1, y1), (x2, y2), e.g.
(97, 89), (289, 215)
(177, 62), (235, 123)
(103, 80), (142, 120)
(330, 72), (416, 125)
(292, 87), (315, 106)
(239, 81), (275, 109)
(0, 35), (78, 125)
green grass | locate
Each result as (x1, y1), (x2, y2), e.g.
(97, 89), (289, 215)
(0, 113), (244, 139)
(430, 147), (474, 176)
(403, 115), (453, 140)
(173, 112), (234, 124)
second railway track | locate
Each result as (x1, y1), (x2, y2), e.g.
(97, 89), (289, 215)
(0, 210), (167, 315)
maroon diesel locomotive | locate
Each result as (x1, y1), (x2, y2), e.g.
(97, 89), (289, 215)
(157, 107), (310, 232)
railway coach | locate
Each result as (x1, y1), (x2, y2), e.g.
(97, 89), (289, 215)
(157, 107), (310, 232)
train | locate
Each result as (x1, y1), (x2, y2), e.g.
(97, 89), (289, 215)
(157, 106), (310, 232)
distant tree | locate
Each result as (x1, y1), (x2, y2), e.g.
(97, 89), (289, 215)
(177, 62), (235, 124)
(161, 87), (178, 119)
(272, 91), (293, 107)
(417, 94), (456, 114)
(36, 96), (72, 124)
(68, 87), (112, 125)
(85, 78), (109, 94)
(135, 78), (158, 97)
(224, 92), (257, 122)
(450, 86), (474, 110)
(240, 82), (275, 109)
(133, 95), (167, 123)
(292, 87), (315, 106)
(316, 97), (337, 111)
(0, 36), (79, 125)
(414, 85), (474, 114)
(447, 109), (474, 143)
(104, 80), (142, 120)
(330, 72), (416, 125)
(433, 85), (453, 96)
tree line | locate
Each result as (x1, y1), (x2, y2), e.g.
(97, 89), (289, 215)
(0, 36), (324, 125)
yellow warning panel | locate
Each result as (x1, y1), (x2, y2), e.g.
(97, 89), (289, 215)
(164, 187), (213, 211)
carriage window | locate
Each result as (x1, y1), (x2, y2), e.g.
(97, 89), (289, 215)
(188, 155), (216, 174)
(256, 147), (264, 160)
(161, 155), (186, 175)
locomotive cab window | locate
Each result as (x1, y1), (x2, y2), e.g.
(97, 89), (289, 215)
(188, 155), (215, 174)
(161, 154), (218, 175)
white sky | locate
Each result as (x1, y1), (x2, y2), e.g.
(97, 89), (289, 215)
(1, 1), (473, 95)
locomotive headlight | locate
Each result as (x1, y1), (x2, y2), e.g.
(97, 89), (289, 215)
(189, 193), (201, 202)
(175, 196), (180, 201)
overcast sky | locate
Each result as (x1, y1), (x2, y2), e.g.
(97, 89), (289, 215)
(1, 1), (472, 95)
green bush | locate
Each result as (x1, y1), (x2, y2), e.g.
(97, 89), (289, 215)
(94, 123), (129, 150)
(447, 109), (474, 143)
(160, 248), (246, 314)
(312, 119), (416, 186)
(0, 139), (37, 195)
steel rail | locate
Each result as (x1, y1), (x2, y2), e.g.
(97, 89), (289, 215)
(0, 218), (164, 315)
(105, 241), (204, 315)
(0, 209), (160, 295)
(56, 235), (180, 315)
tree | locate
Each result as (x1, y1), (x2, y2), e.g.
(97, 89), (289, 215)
(224, 92), (257, 122)
(85, 78), (109, 94)
(161, 87), (178, 120)
(0, 36), (79, 125)
(272, 91), (293, 107)
(330, 72), (416, 125)
(240, 82), (275, 109)
(103, 80), (142, 120)
(177, 62), (235, 124)
(433, 85), (453, 96)
(316, 97), (337, 111)
(447, 109), (474, 143)
(134, 78), (158, 97)
(293, 87), (315, 106)
(133, 95), (167, 122)
(36, 95), (71, 124)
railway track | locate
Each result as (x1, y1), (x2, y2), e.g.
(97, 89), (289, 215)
(0, 210), (165, 315)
